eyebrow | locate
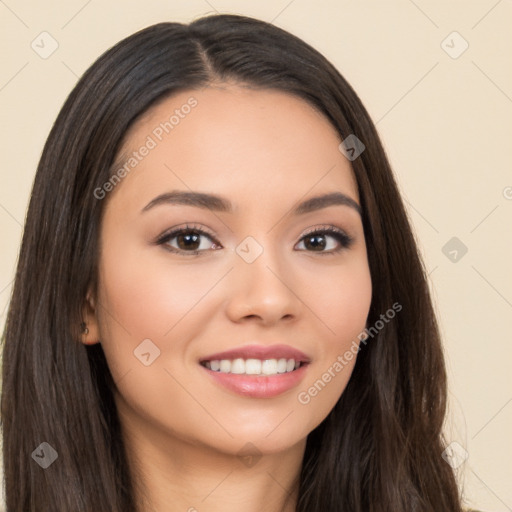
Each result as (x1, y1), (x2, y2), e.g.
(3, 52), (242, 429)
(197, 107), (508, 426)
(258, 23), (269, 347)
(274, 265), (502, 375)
(141, 190), (362, 217)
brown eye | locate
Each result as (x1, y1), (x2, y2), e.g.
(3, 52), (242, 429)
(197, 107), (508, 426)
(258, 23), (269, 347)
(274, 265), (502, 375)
(157, 225), (220, 255)
(296, 227), (353, 254)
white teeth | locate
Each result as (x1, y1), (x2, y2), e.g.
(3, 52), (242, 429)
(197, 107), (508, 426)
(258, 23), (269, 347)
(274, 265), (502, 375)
(262, 359), (277, 375)
(245, 359), (262, 375)
(203, 358), (302, 376)
(219, 360), (231, 373)
(276, 358), (287, 373)
(231, 358), (245, 374)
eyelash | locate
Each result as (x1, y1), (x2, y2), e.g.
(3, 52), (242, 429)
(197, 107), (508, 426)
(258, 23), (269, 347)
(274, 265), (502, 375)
(155, 223), (354, 256)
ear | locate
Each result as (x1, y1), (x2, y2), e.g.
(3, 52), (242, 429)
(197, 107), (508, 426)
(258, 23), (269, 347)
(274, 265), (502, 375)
(81, 287), (101, 345)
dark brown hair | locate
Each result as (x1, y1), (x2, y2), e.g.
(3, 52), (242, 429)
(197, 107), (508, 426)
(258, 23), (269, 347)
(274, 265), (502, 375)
(1, 13), (463, 511)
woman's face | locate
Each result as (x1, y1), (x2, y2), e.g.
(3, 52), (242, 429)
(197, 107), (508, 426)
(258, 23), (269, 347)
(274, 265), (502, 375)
(85, 85), (372, 457)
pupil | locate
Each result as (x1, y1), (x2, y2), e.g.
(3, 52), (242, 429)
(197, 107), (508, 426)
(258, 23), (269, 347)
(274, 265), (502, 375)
(179, 233), (199, 250)
(307, 235), (325, 251)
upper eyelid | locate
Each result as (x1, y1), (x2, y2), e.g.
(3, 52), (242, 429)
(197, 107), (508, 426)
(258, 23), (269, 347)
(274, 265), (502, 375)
(301, 224), (349, 236)
(157, 223), (349, 237)
(155, 224), (216, 243)
(157, 224), (353, 248)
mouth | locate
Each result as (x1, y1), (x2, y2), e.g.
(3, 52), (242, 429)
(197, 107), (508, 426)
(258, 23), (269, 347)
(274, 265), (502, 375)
(200, 357), (307, 376)
(198, 344), (311, 398)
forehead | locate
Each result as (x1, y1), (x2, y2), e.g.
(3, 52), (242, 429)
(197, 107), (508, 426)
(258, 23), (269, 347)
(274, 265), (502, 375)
(107, 85), (359, 213)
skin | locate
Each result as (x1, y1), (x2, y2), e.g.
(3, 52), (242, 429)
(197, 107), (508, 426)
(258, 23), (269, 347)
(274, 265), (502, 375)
(82, 84), (372, 512)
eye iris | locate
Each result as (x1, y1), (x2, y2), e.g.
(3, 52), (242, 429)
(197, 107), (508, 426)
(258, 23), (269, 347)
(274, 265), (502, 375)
(305, 234), (326, 251)
(177, 232), (200, 250)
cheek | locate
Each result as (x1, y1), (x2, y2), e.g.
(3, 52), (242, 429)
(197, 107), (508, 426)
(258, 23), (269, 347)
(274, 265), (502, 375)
(328, 281), (371, 337)
(97, 242), (214, 339)
(294, 257), (372, 426)
(95, 240), (193, 379)
(304, 255), (372, 346)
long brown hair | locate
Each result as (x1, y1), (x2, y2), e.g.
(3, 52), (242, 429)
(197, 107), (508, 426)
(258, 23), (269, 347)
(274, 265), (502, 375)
(1, 13), (463, 511)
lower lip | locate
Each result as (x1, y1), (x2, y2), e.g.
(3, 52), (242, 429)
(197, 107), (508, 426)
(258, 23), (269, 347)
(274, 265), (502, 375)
(200, 364), (309, 398)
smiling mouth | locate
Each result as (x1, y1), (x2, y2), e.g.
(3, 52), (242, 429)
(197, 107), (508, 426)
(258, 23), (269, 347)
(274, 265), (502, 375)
(200, 358), (307, 376)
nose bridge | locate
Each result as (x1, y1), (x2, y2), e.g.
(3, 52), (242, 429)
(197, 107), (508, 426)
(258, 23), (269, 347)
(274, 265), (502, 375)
(226, 234), (299, 322)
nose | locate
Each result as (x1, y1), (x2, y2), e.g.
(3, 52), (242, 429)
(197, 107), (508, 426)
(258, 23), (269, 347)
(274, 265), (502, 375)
(224, 245), (301, 326)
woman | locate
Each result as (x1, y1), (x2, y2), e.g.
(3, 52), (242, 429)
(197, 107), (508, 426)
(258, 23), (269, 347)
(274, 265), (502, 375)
(1, 13), (469, 511)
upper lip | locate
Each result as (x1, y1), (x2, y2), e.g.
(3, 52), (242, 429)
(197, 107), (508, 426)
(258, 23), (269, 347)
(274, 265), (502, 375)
(200, 344), (311, 363)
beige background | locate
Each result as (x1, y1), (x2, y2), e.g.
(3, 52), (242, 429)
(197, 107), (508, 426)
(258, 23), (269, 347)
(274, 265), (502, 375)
(1, 1), (511, 510)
